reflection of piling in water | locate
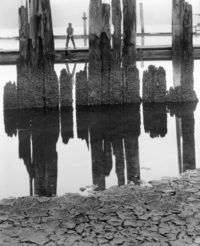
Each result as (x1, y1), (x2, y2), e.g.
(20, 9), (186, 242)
(76, 64), (88, 106)
(88, 0), (102, 105)
(169, 103), (196, 173)
(101, 4), (111, 105)
(61, 108), (73, 145)
(3, 82), (17, 110)
(124, 105), (140, 184)
(110, 106), (125, 186)
(4, 110), (17, 137)
(17, 110), (33, 194)
(76, 108), (89, 147)
(110, 0), (122, 104)
(60, 69), (73, 108)
(87, 105), (141, 189)
(32, 110), (59, 196)
(143, 104), (167, 138)
(143, 65), (167, 103)
(89, 108), (112, 190)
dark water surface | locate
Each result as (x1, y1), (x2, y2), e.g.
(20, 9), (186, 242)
(1, 60), (200, 199)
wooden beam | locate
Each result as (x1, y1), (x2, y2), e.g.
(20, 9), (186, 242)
(2, 46), (200, 65)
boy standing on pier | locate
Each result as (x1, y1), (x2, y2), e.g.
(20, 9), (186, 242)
(66, 23), (76, 49)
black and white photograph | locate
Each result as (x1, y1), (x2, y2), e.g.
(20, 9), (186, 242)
(1, 0), (200, 245)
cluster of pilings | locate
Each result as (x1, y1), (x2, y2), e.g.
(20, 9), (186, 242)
(75, 0), (197, 106)
(3, 0), (199, 110)
(83, 0), (140, 106)
(6, 0), (59, 109)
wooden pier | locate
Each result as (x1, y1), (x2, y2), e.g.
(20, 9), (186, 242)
(1, 45), (200, 65)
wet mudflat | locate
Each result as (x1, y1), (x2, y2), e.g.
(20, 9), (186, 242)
(1, 169), (200, 246)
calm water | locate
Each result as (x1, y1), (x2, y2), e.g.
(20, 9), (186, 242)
(1, 59), (200, 199)
(1, 28), (200, 199)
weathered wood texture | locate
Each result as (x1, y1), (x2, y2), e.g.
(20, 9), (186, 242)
(124, 65), (140, 103)
(44, 62), (59, 108)
(110, 0), (122, 104)
(17, 62), (30, 108)
(60, 69), (73, 108)
(101, 4), (111, 105)
(122, 0), (139, 103)
(88, 0), (102, 105)
(29, 0), (54, 67)
(76, 64), (88, 106)
(143, 65), (167, 103)
(3, 82), (17, 110)
(122, 0), (137, 67)
(19, 6), (29, 62)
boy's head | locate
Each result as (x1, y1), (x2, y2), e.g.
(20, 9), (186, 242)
(68, 23), (72, 27)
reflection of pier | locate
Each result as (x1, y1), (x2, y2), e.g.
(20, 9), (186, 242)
(4, 109), (60, 197)
(77, 105), (141, 190)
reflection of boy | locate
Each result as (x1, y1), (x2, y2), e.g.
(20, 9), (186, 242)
(66, 23), (76, 49)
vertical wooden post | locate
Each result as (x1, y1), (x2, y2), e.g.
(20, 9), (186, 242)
(19, 5), (29, 63)
(142, 65), (167, 103)
(59, 69), (73, 108)
(101, 3), (111, 105)
(122, 0), (139, 104)
(83, 12), (87, 47)
(110, 0), (122, 104)
(88, 0), (102, 105)
(122, 0), (137, 67)
(29, 0), (55, 67)
(172, 0), (185, 87)
(76, 64), (88, 106)
(140, 2), (144, 46)
(171, 0), (197, 102)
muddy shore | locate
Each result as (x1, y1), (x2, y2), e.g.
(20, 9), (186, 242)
(1, 169), (200, 245)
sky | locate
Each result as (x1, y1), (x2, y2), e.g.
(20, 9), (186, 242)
(0, 0), (199, 29)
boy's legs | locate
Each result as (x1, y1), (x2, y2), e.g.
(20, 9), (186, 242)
(71, 36), (76, 49)
(66, 36), (70, 48)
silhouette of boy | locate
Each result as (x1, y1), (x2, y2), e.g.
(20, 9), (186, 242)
(66, 23), (76, 49)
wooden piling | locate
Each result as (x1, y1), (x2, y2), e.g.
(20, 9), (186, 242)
(142, 65), (167, 103)
(122, 0), (139, 103)
(101, 3), (111, 105)
(76, 64), (88, 106)
(122, 0), (137, 67)
(18, 6), (29, 62)
(28, 0), (54, 67)
(110, 0), (122, 104)
(88, 0), (102, 105)
(3, 82), (17, 110)
(44, 61), (59, 108)
(17, 62), (31, 108)
(171, 1), (197, 102)
(60, 69), (73, 108)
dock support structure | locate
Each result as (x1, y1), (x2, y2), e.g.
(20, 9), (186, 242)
(122, 0), (140, 103)
(101, 3), (111, 105)
(110, 0), (122, 104)
(88, 0), (102, 105)
(171, 0), (197, 102)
